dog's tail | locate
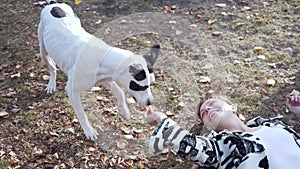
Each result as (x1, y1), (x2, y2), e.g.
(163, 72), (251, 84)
(46, 0), (57, 4)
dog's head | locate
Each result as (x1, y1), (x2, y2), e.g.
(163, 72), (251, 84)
(115, 44), (160, 107)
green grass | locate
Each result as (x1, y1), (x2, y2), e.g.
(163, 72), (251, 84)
(22, 110), (39, 127)
(20, 85), (32, 97)
(0, 159), (10, 169)
(0, 96), (6, 104)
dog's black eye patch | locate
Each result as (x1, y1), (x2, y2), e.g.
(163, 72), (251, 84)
(129, 81), (148, 91)
(134, 70), (146, 81)
(51, 7), (66, 18)
(129, 64), (146, 81)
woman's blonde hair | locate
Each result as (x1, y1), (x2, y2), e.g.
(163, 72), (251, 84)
(196, 96), (233, 121)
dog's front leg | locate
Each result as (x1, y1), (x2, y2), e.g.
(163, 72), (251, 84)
(67, 89), (98, 140)
(103, 81), (131, 119)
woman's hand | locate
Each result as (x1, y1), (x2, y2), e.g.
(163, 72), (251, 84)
(286, 95), (300, 115)
(144, 108), (167, 126)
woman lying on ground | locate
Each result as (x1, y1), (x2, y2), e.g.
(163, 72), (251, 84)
(144, 96), (300, 169)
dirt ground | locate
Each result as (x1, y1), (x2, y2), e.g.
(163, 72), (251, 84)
(0, 0), (299, 168)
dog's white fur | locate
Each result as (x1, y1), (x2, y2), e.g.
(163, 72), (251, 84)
(38, 1), (159, 140)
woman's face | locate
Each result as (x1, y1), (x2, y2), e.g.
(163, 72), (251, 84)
(199, 98), (236, 131)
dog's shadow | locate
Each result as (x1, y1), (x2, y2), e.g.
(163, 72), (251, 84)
(79, 86), (152, 154)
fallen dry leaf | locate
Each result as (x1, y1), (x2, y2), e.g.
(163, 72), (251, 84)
(95, 19), (102, 24)
(0, 111), (9, 118)
(212, 31), (223, 36)
(88, 147), (96, 152)
(10, 157), (21, 165)
(177, 101), (186, 108)
(0, 150), (5, 156)
(117, 139), (128, 149)
(11, 72), (21, 78)
(120, 126), (132, 134)
(101, 155), (109, 163)
(284, 76), (295, 85)
(168, 20), (177, 24)
(257, 55), (266, 60)
(175, 30), (183, 35)
(29, 72), (35, 78)
(66, 160), (74, 167)
(53, 153), (59, 159)
(253, 46), (265, 52)
(262, 88), (268, 94)
(221, 12), (227, 16)
(242, 6), (251, 11)
(215, 3), (226, 8)
(42, 75), (50, 81)
(199, 76), (211, 83)
(49, 131), (59, 137)
(267, 63), (277, 69)
(124, 134), (134, 140)
(289, 89), (299, 96)
(107, 13), (115, 17)
(236, 21), (245, 26)
(166, 111), (175, 116)
(9, 151), (16, 156)
(127, 97), (136, 104)
(32, 147), (43, 156)
(239, 114), (246, 121)
(208, 19), (217, 25)
(267, 79), (276, 86)
(133, 128), (143, 134)
(110, 157), (117, 166)
(124, 160), (134, 167)
(75, 0), (81, 5)
(67, 127), (75, 134)
(90, 86), (101, 92)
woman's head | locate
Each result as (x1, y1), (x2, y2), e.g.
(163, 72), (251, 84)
(196, 97), (238, 131)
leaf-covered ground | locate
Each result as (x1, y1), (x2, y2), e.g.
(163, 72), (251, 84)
(0, 0), (299, 168)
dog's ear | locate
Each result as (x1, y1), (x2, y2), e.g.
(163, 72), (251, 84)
(129, 64), (146, 81)
(143, 44), (160, 69)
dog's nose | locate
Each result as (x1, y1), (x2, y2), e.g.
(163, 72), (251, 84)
(146, 98), (152, 106)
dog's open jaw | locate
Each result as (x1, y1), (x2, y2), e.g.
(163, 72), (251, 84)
(38, 2), (160, 140)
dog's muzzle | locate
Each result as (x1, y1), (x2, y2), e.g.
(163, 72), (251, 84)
(146, 98), (152, 106)
(132, 97), (152, 107)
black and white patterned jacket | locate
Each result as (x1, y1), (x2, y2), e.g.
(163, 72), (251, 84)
(149, 116), (300, 169)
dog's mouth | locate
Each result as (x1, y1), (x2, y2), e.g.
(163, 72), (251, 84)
(131, 96), (152, 110)
(132, 96), (137, 102)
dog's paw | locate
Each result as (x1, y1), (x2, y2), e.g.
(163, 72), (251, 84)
(119, 106), (131, 119)
(83, 126), (99, 140)
(45, 82), (56, 94)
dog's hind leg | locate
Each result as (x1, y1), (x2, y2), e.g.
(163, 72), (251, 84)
(39, 43), (57, 94)
(103, 81), (131, 119)
(44, 56), (57, 94)
(66, 86), (98, 140)
(38, 23), (57, 94)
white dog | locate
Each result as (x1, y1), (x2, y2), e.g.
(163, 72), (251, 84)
(38, 0), (160, 140)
